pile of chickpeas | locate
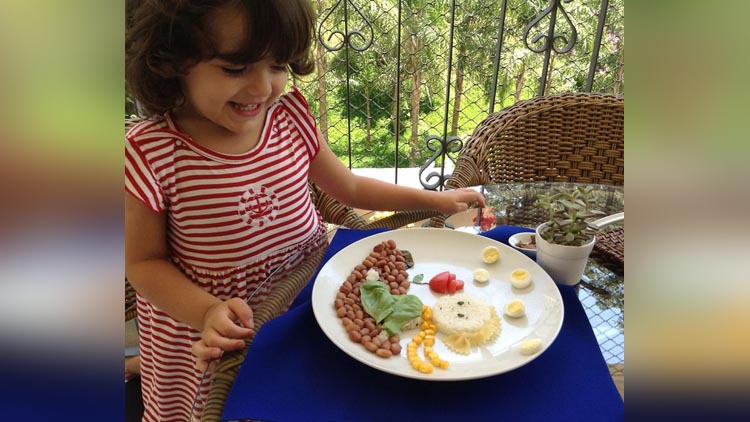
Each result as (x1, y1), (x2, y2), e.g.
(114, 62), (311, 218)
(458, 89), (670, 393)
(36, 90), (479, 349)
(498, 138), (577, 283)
(334, 239), (410, 358)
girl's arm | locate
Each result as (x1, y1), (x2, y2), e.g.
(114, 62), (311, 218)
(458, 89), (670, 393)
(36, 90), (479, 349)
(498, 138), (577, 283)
(308, 130), (485, 213)
(124, 193), (254, 353)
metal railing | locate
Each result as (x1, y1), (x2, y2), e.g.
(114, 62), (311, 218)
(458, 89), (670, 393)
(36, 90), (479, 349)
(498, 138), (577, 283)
(293, 0), (624, 190)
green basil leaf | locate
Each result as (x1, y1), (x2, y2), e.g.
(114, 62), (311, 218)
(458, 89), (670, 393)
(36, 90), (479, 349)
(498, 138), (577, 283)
(382, 294), (423, 336)
(359, 281), (394, 323)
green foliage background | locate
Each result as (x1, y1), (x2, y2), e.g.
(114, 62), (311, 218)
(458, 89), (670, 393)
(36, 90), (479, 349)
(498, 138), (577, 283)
(295, 0), (625, 171)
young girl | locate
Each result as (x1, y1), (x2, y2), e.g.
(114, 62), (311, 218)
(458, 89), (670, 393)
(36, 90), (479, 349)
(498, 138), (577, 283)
(125, 1), (485, 420)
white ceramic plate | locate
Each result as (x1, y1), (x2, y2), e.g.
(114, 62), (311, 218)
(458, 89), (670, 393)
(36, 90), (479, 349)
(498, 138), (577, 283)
(311, 228), (564, 381)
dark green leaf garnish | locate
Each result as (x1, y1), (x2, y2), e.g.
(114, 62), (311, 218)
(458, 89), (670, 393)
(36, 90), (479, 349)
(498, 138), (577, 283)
(401, 250), (414, 268)
(411, 274), (426, 284)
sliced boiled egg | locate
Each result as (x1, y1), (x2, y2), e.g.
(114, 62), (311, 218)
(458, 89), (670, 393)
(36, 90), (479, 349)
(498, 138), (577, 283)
(503, 299), (526, 318)
(473, 268), (490, 284)
(509, 268), (531, 289)
(481, 246), (500, 264)
(520, 338), (542, 355)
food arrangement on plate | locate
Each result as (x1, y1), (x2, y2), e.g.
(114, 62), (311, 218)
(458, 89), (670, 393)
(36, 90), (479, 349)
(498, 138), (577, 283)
(332, 236), (545, 375)
(333, 239), (418, 358)
(313, 228), (564, 381)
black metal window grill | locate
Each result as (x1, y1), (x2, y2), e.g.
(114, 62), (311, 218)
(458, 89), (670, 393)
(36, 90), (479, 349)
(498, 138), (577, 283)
(293, 0), (624, 190)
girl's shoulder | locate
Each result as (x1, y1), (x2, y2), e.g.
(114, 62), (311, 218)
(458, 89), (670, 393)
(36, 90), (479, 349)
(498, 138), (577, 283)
(276, 86), (312, 116)
(125, 114), (193, 153)
(274, 87), (317, 137)
(125, 115), (173, 140)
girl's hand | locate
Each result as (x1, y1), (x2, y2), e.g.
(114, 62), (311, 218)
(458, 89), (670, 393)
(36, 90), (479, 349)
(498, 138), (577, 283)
(125, 356), (141, 382)
(194, 298), (255, 371)
(192, 338), (223, 373)
(433, 188), (486, 215)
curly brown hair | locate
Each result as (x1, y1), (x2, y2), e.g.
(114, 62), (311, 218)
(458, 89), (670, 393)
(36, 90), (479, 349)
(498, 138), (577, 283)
(126, 0), (316, 117)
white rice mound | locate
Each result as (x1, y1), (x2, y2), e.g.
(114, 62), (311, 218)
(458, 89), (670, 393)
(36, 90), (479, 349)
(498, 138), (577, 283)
(431, 293), (502, 355)
(432, 294), (491, 334)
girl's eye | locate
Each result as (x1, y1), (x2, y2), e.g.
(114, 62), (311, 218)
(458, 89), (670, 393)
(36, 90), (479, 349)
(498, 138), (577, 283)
(222, 67), (246, 76)
(272, 64), (288, 72)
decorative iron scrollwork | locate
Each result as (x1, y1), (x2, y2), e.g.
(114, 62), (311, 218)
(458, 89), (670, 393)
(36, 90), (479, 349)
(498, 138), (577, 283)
(419, 135), (463, 190)
(523, 0), (577, 54)
(318, 0), (374, 52)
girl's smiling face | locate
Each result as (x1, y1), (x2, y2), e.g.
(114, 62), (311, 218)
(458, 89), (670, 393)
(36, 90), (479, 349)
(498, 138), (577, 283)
(177, 5), (289, 144)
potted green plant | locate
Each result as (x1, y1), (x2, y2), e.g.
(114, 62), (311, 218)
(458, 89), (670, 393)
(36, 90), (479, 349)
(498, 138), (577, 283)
(534, 186), (606, 285)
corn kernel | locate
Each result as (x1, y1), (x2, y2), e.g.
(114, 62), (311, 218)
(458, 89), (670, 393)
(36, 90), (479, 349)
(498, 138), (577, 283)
(408, 305), (450, 375)
(418, 363), (433, 373)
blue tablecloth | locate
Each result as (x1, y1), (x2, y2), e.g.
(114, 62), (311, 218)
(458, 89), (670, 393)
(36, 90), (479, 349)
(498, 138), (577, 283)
(222, 227), (623, 422)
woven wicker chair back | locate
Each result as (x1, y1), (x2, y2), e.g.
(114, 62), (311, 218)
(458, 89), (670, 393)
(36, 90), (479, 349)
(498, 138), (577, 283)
(456, 92), (624, 187)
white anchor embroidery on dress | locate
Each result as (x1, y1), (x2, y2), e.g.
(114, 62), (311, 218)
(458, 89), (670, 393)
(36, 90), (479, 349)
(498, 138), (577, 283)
(238, 185), (279, 227)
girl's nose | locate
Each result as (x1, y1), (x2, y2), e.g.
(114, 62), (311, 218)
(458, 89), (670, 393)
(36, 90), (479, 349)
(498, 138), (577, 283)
(243, 69), (272, 97)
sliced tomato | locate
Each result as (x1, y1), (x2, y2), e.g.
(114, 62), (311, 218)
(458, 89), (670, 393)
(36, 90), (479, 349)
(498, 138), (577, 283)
(428, 271), (464, 294)
(447, 278), (456, 294)
(428, 271), (450, 293)
(455, 279), (465, 291)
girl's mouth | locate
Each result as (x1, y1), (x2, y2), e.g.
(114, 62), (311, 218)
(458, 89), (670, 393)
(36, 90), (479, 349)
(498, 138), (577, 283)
(230, 101), (262, 116)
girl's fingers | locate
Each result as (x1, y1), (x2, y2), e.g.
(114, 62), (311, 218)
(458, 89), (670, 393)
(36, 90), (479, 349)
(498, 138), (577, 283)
(459, 189), (486, 206)
(203, 329), (248, 351)
(192, 340), (222, 359)
(213, 318), (254, 339)
(455, 189), (485, 207)
(225, 298), (255, 330)
(196, 356), (221, 373)
(192, 340), (225, 372)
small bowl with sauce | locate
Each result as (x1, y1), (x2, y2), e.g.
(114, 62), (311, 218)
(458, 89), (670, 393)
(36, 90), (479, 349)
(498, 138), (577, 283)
(508, 232), (537, 259)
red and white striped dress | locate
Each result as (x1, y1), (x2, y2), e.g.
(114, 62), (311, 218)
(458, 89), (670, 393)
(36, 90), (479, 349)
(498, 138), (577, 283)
(125, 87), (326, 421)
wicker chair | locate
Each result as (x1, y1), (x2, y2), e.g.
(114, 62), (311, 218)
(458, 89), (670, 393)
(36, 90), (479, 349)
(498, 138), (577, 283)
(426, 92), (624, 272)
(436, 92), (622, 195)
